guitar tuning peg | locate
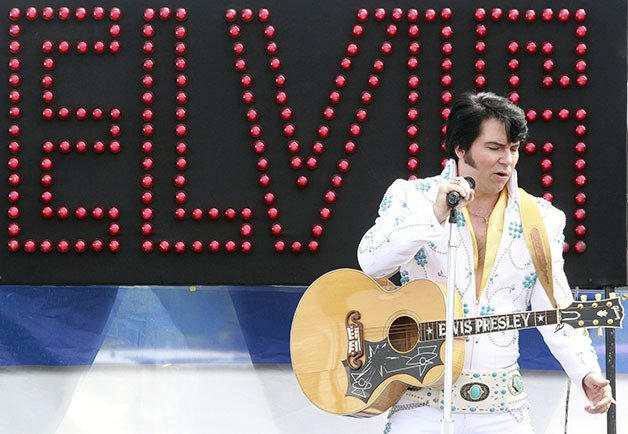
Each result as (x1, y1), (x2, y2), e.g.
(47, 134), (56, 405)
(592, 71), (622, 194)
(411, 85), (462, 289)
(622, 294), (628, 301)
(597, 327), (603, 336)
(594, 293), (602, 301)
(582, 329), (589, 337)
(580, 295), (587, 302)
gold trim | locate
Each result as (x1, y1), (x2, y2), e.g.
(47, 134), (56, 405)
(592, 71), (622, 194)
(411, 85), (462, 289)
(462, 188), (508, 300)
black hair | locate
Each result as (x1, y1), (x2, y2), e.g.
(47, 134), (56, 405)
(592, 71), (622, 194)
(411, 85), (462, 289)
(444, 91), (528, 160)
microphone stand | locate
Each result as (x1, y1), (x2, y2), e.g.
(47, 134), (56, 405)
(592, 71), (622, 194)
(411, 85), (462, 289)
(440, 206), (459, 434)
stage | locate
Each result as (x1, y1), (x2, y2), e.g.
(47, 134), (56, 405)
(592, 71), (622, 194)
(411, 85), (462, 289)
(0, 365), (625, 434)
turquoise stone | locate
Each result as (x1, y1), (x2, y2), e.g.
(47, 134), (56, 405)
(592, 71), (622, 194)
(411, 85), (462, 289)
(469, 385), (483, 400)
(513, 376), (523, 392)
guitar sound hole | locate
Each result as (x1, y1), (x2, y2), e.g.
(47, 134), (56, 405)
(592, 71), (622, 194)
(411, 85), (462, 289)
(388, 316), (419, 353)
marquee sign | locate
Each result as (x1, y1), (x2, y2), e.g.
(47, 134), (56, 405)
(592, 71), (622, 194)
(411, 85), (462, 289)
(2, 1), (626, 285)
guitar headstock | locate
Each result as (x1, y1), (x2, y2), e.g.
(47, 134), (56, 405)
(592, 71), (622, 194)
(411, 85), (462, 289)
(561, 293), (625, 331)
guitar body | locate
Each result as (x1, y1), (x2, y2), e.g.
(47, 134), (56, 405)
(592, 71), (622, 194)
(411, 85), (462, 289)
(290, 269), (465, 417)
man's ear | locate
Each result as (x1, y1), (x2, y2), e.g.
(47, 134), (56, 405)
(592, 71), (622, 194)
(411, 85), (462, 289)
(454, 145), (465, 160)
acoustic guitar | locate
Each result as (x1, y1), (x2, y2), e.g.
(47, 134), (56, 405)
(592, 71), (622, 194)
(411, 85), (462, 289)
(290, 268), (624, 418)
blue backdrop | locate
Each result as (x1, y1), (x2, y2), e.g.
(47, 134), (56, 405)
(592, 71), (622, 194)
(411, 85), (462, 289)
(0, 286), (624, 371)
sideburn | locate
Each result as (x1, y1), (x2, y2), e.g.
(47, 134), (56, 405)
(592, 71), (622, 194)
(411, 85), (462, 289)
(463, 149), (477, 168)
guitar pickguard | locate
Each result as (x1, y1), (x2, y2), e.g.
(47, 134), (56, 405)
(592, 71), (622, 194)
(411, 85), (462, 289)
(342, 339), (444, 402)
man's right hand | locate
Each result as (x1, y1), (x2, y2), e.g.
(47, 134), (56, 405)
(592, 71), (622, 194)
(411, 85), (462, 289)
(433, 177), (475, 224)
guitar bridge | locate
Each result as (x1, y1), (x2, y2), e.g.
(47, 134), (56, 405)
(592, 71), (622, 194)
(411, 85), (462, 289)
(345, 310), (364, 370)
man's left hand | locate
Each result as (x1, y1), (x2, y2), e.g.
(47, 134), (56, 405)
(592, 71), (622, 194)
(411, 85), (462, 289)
(582, 372), (614, 414)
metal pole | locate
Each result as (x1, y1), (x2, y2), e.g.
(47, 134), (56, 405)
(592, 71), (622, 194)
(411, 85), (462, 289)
(604, 287), (616, 434)
(440, 208), (458, 434)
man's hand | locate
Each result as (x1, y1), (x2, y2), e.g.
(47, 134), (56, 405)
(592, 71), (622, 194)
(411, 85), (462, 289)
(582, 372), (614, 414)
(433, 177), (475, 224)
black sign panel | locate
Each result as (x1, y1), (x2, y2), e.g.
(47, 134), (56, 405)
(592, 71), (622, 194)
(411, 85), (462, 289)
(2, 0), (626, 286)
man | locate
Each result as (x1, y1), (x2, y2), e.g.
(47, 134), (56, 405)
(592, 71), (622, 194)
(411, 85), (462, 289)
(357, 92), (613, 433)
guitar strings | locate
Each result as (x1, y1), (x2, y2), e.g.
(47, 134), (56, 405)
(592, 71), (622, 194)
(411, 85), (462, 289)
(350, 311), (559, 336)
(360, 314), (560, 333)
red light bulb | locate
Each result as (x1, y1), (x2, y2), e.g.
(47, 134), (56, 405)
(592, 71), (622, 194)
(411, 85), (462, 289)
(574, 241), (586, 254)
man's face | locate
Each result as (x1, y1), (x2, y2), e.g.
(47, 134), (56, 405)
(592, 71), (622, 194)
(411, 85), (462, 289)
(455, 118), (520, 197)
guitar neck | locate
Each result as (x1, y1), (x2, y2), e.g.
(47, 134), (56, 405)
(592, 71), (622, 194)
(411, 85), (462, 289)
(420, 309), (560, 341)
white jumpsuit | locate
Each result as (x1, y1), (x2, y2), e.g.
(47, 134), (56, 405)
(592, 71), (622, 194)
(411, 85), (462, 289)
(357, 160), (601, 433)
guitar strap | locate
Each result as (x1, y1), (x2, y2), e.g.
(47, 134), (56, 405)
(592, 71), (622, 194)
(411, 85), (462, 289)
(519, 188), (558, 308)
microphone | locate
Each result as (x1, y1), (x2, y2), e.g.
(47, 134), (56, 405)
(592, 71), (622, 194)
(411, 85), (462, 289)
(446, 177), (476, 207)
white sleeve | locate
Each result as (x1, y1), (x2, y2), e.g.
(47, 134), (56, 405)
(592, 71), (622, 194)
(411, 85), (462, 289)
(531, 205), (601, 398)
(357, 178), (446, 278)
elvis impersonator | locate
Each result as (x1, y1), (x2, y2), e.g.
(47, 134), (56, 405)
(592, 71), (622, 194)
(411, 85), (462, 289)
(357, 92), (614, 433)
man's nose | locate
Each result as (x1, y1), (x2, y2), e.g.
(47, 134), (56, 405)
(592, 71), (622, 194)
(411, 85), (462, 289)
(500, 149), (514, 165)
